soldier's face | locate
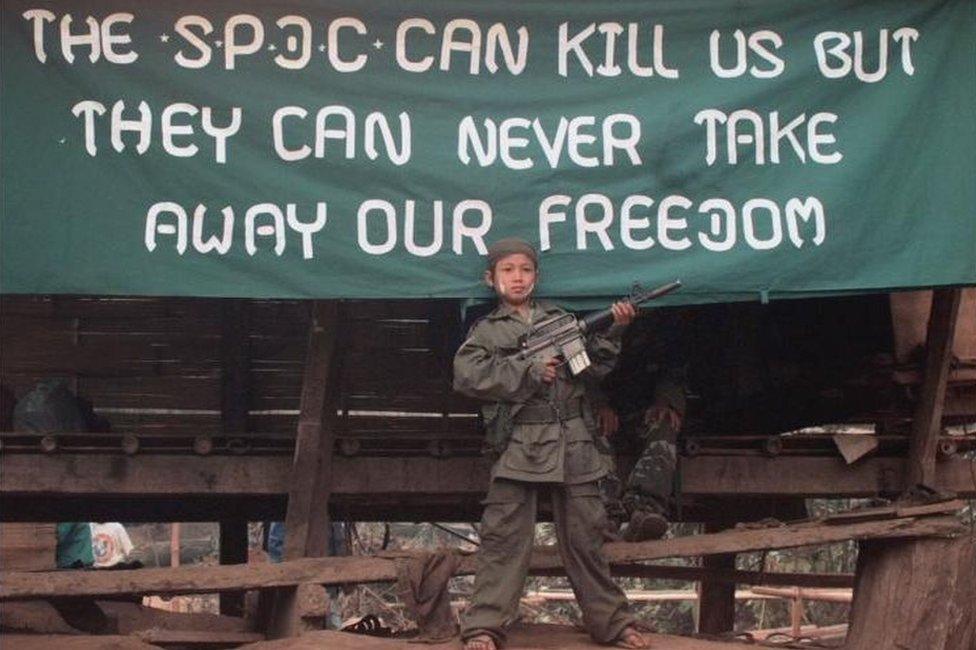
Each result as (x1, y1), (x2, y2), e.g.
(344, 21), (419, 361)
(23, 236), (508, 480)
(485, 253), (537, 306)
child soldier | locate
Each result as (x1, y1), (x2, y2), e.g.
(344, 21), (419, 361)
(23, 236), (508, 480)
(453, 238), (651, 650)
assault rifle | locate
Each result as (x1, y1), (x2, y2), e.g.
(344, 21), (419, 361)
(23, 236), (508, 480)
(517, 280), (682, 376)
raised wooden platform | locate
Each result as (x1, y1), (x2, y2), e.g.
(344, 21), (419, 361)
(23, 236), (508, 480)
(0, 635), (160, 650)
(239, 625), (758, 650)
(0, 626), (761, 650)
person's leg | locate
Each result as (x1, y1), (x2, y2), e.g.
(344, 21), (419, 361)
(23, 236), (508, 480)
(461, 480), (537, 647)
(551, 482), (638, 644)
(598, 457), (628, 533)
(622, 417), (678, 541)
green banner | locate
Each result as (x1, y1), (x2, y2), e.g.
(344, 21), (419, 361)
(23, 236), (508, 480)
(2, 0), (974, 301)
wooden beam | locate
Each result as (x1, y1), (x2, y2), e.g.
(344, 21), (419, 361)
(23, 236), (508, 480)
(600, 565), (854, 589)
(906, 288), (963, 489)
(697, 522), (735, 635)
(750, 586), (852, 604)
(220, 299), (251, 437)
(1, 505), (962, 601)
(218, 519), (248, 617)
(219, 300), (250, 617)
(283, 300), (339, 560)
(274, 301), (340, 636)
(133, 629), (265, 646)
(3, 454), (975, 507)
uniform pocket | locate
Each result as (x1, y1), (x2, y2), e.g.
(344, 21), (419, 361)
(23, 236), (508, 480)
(502, 425), (560, 475)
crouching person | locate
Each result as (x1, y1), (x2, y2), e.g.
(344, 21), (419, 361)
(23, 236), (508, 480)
(453, 238), (651, 650)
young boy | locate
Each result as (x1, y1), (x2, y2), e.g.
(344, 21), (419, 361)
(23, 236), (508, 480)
(453, 238), (651, 650)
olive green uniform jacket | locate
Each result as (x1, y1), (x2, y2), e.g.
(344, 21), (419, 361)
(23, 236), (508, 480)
(453, 299), (623, 484)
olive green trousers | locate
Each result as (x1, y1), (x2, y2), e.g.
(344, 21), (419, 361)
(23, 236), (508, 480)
(460, 479), (634, 646)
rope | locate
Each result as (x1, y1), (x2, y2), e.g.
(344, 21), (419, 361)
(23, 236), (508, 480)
(431, 522), (480, 546)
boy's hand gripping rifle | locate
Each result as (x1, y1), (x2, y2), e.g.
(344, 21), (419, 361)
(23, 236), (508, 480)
(517, 280), (682, 376)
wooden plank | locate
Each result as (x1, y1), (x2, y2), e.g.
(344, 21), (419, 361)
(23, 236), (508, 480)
(283, 301), (339, 560)
(906, 287), (962, 488)
(343, 300), (442, 319)
(0, 523), (57, 571)
(343, 391), (478, 414)
(750, 586), (852, 603)
(0, 634), (161, 649)
(80, 375), (222, 410)
(248, 412), (300, 434)
(133, 629), (264, 645)
(3, 454), (976, 500)
(248, 338), (306, 364)
(342, 351), (447, 381)
(597, 565), (854, 589)
(241, 625), (755, 650)
(248, 371), (304, 412)
(680, 455), (910, 497)
(341, 415), (480, 436)
(0, 511), (962, 601)
(344, 320), (437, 351)
(597, 516), (963, 568)
(1, 296), (221, 320)
(78, 315), (222, 334)
(0, 454), (487, 496)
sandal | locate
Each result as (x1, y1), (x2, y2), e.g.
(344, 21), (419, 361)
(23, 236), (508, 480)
(615, 625), (651, 649)
(463, 634), (498, 650)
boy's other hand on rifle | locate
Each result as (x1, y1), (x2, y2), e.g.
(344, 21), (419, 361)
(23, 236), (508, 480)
(611, 301), (637, 326)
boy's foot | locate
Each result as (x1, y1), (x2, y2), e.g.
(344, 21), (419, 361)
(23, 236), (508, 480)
(463, 634), (497, 650)
(615, 625), (652, 648)
(622, 510), (668, 542)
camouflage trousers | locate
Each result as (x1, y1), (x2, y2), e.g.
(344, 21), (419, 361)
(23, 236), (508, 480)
(599, 416), (679, 523)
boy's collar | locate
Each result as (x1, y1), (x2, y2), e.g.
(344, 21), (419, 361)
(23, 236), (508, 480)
(487, 299), (560, 320)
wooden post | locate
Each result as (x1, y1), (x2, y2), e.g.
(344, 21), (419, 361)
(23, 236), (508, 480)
(789, 587), (803, 638)
(283, 300), (339, 559)
(270, 301), (340, 636)
(906, 288), (962, 489)
(697, 521), (736, 634)
(219, 520), (248, 617)
(846, 537), (974, 650)
(170, 523), (181, 568)
(220, 300), (251, 616)
(220, 299), (251, 435)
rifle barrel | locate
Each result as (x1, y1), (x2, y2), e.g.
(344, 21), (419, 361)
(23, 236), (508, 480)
(581, 279), (681, 332)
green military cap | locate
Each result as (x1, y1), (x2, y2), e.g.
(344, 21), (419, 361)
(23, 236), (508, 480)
(486, 237), (538, 269)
